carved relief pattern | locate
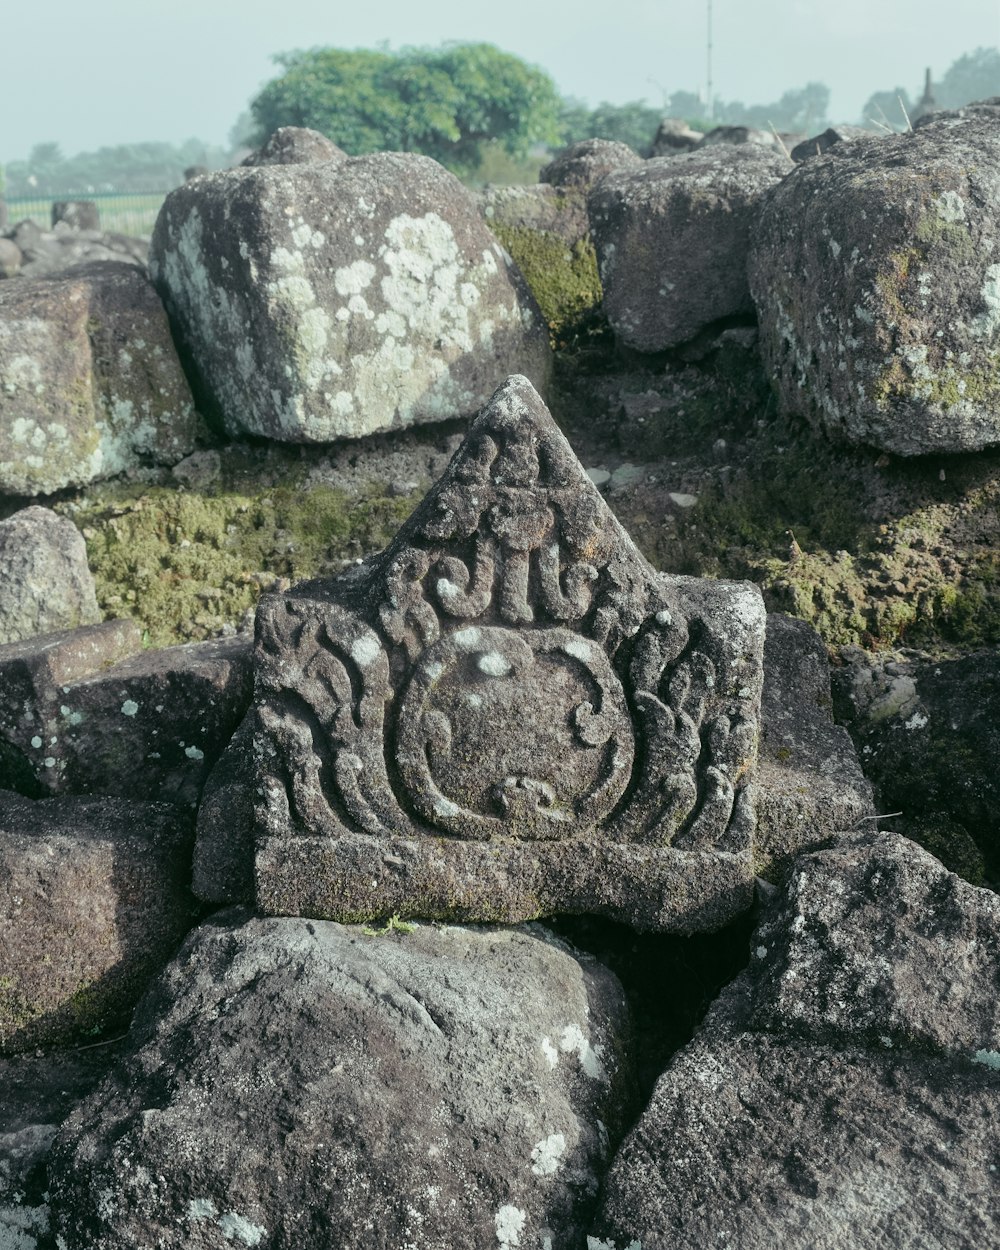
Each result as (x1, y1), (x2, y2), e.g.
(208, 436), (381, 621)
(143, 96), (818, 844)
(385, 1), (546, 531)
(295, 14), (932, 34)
(254, 409), (757, 852)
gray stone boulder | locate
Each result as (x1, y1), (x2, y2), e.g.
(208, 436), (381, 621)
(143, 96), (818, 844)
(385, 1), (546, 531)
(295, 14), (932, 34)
(914, 96), (1000, 129)
(755, 613), (874, 872)
(150, 153), (551, 442)
(539, 138), (643, 189)
(0, 260), (208, 494)
(241, 125), (348, 167)
(0, 237), (21, 278)
(701, 124), (782, 149)
(51, 200), (100, 231)
(589, 146), (791, 351)
(594, 832), (1000, 1249)
(790, 124), (871, 161)
(650, 118), (704, 156)
(0, 506), (101, 645)
(8, 224), (149, 279)
(0, 627), (252, 808)
(832, 646), (1000, 883)
(749, 113), (1000, 455)
(48, 915), (631, 1250)
(0, 789), (197, 1055)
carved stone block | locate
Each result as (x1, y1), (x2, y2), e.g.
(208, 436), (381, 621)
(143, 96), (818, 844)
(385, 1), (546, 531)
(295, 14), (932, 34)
(252, 375), (766, 932)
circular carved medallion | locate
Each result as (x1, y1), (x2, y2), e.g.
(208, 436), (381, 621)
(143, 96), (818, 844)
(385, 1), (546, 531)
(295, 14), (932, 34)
(395, 625), (634, 840)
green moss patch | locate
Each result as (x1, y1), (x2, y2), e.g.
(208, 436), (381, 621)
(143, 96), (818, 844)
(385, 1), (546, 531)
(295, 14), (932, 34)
(490, 221), (604, 347)
(58, 480), (416, 649)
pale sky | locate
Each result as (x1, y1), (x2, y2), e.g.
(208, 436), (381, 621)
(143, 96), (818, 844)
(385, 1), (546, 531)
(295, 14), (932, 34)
(3, 0), (999, 160)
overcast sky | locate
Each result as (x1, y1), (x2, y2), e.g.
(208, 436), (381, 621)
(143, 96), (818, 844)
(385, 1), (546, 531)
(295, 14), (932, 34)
(3, 0), (998, 160)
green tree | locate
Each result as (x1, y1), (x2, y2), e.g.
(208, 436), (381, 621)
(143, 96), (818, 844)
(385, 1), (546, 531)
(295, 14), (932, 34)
(859, 87), (914, 130)
(937, 46), (1000, 108)
(250, 42), (562, 174)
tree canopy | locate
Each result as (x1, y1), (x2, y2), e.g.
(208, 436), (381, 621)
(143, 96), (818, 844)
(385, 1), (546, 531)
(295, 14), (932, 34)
(249, 43), (562, 174)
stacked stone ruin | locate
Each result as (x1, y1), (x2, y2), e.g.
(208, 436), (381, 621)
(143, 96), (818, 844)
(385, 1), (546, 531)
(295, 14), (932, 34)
(1, 117), (998, 1248)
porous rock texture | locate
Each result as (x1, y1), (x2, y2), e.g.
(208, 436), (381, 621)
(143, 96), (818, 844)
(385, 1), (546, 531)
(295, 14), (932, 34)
(833, 646), (1000, 883)
(749, 113), (1000, 455)
(0, 259), (207, 494)
(150, 152), (551, 442)
(0, 789), (197, 1055)
(0, 629), (252, 808)
(240, 125), (348, 167)
(538, 138), (643, 189)
(594, 832), (1000, 1249)
(0, 505), (101, 645)
(755, 613), (874, 872)
(589, 145), (791, 352)
(48, 914), (631, 1250)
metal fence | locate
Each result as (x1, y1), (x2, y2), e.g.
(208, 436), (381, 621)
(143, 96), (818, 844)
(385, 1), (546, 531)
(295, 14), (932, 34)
(3, 190), (171, 238)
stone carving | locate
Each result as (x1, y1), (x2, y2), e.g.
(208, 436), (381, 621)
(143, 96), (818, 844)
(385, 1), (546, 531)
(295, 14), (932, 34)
(252, 375), (766, 931)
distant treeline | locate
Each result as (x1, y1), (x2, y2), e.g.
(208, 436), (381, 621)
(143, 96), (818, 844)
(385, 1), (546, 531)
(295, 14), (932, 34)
(3, 44), (997, 196)
(0, 138), (233, 197)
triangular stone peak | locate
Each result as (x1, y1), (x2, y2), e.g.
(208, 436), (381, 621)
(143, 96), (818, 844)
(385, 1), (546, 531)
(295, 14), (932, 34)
(253, 376), (766, 932)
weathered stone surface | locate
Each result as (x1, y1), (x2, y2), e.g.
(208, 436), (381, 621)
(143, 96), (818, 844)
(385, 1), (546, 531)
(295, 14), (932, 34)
(8, 225), (148, 280)
(539, 138), (643, 189)
(243, 375), (764, 932)
(0, 1041), (126, 1250)
(650, 118), (704, 156)
(790, 124), (871, 162)
(0, 506), (101, 645)
(0, 237), (21, 279)
(701, 124), (783, 149)
(589, 146), (791, 351)
(755, 613), (873, 871)
(51, 200), (100, 231)
(833, 646), (1000, 882)
(594, 833), (1000, 1249)
(241, 125), (348, 167)
(150, 153), (551, 442)
(49, 914), (631, 1250)
(482, 182), (589, 247)
(0, 260), (208, 494)
(0, 628), (252, 808)
(749, 831), (1000, 1054)
(192, 710), (256, 903)
(749, 113), (1000, 455)
(913, 96), (1000, 128)
(0, 789), (197, 1055)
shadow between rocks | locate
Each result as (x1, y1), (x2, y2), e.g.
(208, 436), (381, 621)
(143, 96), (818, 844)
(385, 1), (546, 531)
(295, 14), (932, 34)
(548, 908), (756, 1120)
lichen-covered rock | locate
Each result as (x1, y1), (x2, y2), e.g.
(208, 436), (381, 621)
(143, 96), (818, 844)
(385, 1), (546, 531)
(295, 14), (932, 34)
(0, 628), (252, 808)
(0, 260), (208, 494)
(48, 914), (631, 1250)
(8, 226), (149, 279)
(594, 833), (1000, 1249)
(150, 153), (551, 442)
(0, 506), (101, 645)
(240, 125), (348, 167)
(0, 790), (197, 1055)
(539, 138), (643, 189)
(589, 146), (791, 351)
(749, 114), (1000, 455)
